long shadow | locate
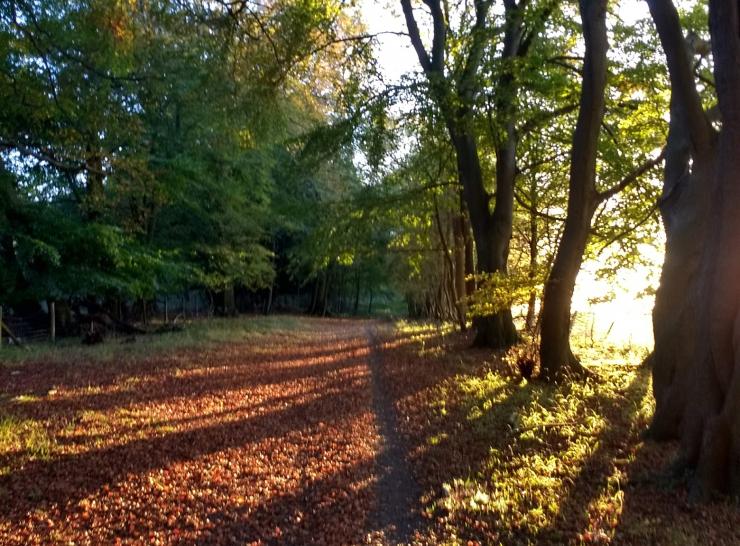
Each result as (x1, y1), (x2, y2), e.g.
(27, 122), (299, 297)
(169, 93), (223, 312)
(1, 338), (372, 424)
(373, 325), (662, 544)
(0, 327), (371, 400)
(0, 319), (474, 544)
(52, 375), (369, 450)
(530, 367), (652, 545)
(202, 458), (377, 546)
(366, 325), (426, 543)
(0, 382), (367, 524)
(0, 332), (376, 531)
(365, 325), (502, 543)
(610, 417), (740, 544)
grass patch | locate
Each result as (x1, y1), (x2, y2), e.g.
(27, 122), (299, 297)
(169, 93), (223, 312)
(0, 314), (311, 367)
(428, 365), (653, 544)
(0, 412), (54, 476)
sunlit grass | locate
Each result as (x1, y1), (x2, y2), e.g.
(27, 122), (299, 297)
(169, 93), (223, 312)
(0, 314), (312, 366)
(431, 368), (653, 541)
(0, 411), (55, 476)
(392, 321), (661, 544)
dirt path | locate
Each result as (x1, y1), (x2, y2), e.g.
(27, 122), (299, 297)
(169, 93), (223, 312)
(0, 318), (421, 545)
(366, 324), (423, 545)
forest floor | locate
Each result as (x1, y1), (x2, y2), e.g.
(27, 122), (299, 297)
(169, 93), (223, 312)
(1, 316), (739, 545)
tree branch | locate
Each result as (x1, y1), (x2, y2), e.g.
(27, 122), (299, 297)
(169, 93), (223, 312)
(400, 0), (434, 73)
(645, 0), (715, 153)
(514, 188), (565, 222)
(597, 148), (666, 202)
(0, 140), (109, 176)
(422, 0), (447, 71)
(457, 0), (494, 102)
(518, 103), (578, 136)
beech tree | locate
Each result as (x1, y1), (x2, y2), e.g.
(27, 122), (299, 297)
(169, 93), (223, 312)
(0, 0), (378, 314)
(400, 0), (557, 348)
(645, 0), (740, 498)
(537, 2), (667, 380)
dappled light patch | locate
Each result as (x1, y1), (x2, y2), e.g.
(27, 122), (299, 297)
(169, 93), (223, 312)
(379, 322), (740, 545)
(0, 317), (381, 545)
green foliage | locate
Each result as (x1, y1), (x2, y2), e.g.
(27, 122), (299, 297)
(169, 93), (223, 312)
(0, 0), (380, 306)
(468, 271), (543, 318)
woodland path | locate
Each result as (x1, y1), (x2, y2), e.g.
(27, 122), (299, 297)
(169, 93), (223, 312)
(0, 318), (422, 545)
(366, 324), (424, 545)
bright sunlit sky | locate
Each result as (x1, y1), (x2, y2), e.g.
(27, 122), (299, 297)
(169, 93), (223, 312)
(360, 0), (660, 349)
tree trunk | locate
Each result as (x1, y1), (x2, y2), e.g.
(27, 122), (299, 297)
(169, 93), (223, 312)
(686, 0), (740, 495)
(433, 194), (466, 329)
(265, 281), (274, 315)
(463, 209), (476, 297)
(337, 268), (345, 314)
(401, 0), (524, 349)
(353, 271), (361, 315)
(641, 0), (740, 499)
(223, 284), (236, 316)
(453, 210), (468, 331)
(320, 268), (330, 317)
(539, 0), (608, 381)
(309, 277), (320, 315)
(525, 178), (539, 333)
(644, 0), (716, 436)
(452, 131), (520, 348)
(84, 149), (104, 218)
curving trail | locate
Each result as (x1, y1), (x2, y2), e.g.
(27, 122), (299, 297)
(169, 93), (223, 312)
(0, 318), (421, 545)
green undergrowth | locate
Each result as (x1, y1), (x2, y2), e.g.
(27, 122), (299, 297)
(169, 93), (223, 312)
(0, 314), (313, 366)
(0, 410), (55, 478)
(433, 367), (653, 544)
(392, 321), (683, 545)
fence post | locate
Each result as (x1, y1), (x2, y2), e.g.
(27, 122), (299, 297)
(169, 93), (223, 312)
(0, 305), (3, 349)
(50, 301), (56, 343)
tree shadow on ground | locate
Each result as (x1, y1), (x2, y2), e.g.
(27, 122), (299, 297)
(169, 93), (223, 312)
(204, 458), (377, 546)
(373, 325), (737, 545)
(0, 331), (372, 425)
(0, 321), (388, 545)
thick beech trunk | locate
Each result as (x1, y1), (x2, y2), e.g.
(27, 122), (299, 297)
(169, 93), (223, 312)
(647, 120), (714, 441)
(539, 0), (607, 381)
(645, 0), (715, 441)
(644, 0), (740, 498)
